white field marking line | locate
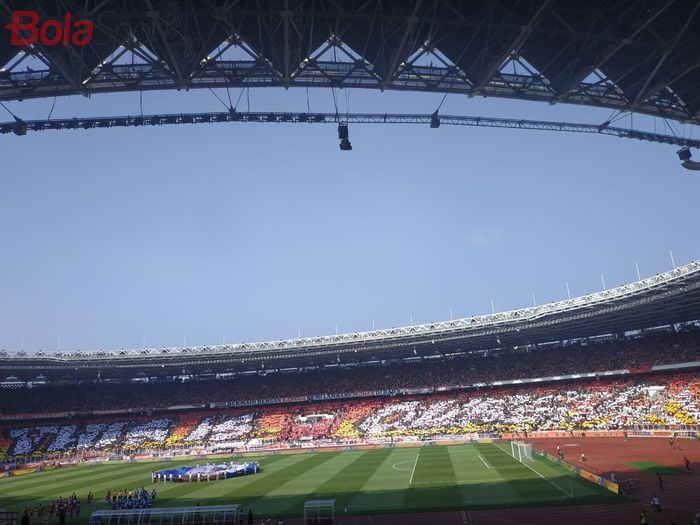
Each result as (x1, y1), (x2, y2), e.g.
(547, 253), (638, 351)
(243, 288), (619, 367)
(495, 442), (572, 498)
(408, 448), (420, 485)
(478, 455), (491, 469)
(409, 478), (500, 485)
(391, 460), (414, 472)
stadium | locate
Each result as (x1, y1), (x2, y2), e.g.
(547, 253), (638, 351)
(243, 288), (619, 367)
(1, 1), (700, 525)
(1, 263), (700, 524)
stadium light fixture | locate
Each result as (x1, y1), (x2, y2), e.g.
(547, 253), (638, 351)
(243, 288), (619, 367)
(338, 123), (352, 150)
(677, 147), (692, 161)
(677, 147), (700, 170)
(13, 119), (27, 136)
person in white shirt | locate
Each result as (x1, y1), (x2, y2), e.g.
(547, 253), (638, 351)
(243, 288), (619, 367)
(650, 495), (661, 512)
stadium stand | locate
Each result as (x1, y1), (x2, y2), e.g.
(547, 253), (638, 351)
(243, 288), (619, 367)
(1, 374), (699, 458)
(1, 329), (699, 417)
(0, 299), (698, 465)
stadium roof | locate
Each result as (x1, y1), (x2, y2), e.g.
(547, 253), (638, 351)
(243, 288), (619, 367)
(2, 260), (700, 381)
(1, 1), (700, 124)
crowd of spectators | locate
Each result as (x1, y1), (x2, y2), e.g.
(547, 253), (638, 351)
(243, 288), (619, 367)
(2, 372), (699, 458)
(1, 330), (699, 416)
(357, 380), (665, 435)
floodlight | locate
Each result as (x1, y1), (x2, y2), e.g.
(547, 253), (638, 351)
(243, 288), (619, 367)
(338, 123), (352, 150)
(13, 119), (27, 136)
(677, 147), (692, 161)
(677, 147), (700, 170)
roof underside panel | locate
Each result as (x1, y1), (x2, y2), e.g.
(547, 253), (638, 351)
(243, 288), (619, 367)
(339, 1), (428, 82)
(131, 2), (228, 83)
(235, 0), (331, 79)
(522, 3), (620, 96)
(587, 1), (700, 109)
(0, 0), (698, 124)
(426, 2), (527, 87)
(674, 69), (700, 118)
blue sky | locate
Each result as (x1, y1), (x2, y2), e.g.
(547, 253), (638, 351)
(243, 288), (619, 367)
(0, 86), (699, 352)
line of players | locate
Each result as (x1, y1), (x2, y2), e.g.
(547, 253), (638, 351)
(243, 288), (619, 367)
(104, 487), (157, 510)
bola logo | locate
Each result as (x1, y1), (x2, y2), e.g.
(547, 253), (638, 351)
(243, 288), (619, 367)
(5, 11), (94, 47)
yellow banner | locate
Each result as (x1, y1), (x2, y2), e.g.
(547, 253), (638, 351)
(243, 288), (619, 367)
(604, 479), (619, 494)
(11, 468), (37, 476)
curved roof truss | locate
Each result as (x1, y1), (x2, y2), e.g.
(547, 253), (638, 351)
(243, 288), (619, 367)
(1, 1), (699, 124)
(2, 260), (699, 364)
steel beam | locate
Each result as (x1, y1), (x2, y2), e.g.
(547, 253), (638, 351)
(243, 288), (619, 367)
(2, 110), (699, 148)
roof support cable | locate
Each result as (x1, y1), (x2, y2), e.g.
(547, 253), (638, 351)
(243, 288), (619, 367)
(207, 87), (230, 112)
(47, 97), (57, 120)
(0, 101), (25, 135)
(232, 89), (245, 112)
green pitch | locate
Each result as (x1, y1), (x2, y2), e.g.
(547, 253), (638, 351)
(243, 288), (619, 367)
(624, 461), (689, 476)
(0, 443), (624, 521)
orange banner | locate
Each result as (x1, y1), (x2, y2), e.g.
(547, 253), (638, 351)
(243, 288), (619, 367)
(579, 469), (601, 484)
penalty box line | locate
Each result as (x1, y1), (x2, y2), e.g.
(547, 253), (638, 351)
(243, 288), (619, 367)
(478, 455), (491, 469)
(494, 442), (572, 498)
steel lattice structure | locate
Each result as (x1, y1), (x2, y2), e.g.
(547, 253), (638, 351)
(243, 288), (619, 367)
(1, 1), (700, 125)
(3, 110), (700, 147)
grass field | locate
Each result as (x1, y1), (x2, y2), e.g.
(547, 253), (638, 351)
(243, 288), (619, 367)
(0, 443), (625, 521)
(624, 461), (688, 475)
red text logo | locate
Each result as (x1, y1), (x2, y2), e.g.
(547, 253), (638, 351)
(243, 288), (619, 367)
(5, 11), (94, 47)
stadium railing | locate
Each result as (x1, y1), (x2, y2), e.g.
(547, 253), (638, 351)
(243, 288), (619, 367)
(0, 512), (18, 525)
